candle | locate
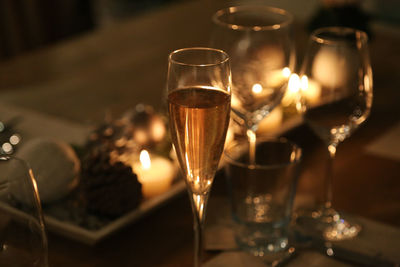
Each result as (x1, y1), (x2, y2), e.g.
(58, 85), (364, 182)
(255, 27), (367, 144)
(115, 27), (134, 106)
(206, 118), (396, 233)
(300, 75), (321, 104)
(133, 150), (176, 198)
(282, 74), (321, 106)
(253, 68), (291, 98)
(282, 73), (301, 106)
(312, 47), (348, 88)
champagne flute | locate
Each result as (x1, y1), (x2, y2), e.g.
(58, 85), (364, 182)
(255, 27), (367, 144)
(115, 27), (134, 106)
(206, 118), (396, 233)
(211, 6), (295, 162)
(167, 47), (231, 266)
(0, 156), (48, 266)
(296, 27), (373, 241)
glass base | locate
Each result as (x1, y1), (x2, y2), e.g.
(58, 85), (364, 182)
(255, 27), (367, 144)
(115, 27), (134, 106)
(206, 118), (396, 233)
(235, 232), (295, 266)
(244, 246), (296, 267)
(294, 206), (361, 242)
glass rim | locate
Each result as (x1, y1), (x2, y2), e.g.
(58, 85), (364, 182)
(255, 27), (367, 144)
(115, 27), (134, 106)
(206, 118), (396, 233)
(311, 26), (369, 45)
(0, 154), (30, 167)
(168, 47), (230, 67)
(224, 137), (302, 169)
(212, 5), (293, 31)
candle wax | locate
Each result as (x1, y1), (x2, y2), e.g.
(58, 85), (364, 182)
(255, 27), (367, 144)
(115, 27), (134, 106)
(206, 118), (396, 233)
(133, 156), (175, 198)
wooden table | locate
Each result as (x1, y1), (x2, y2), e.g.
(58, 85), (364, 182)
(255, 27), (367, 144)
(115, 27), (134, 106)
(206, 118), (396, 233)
(0, 0), (399, 266)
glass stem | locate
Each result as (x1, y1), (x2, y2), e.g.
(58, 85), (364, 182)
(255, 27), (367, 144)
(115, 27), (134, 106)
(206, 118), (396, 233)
(324, 143), (337, 210)
(246, 129), (257, 165)
(190, 191), (210, 267)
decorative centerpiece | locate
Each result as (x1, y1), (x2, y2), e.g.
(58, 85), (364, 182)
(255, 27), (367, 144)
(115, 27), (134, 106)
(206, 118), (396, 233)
(4, 104), (178, 240)
(76, 104), (176, 218)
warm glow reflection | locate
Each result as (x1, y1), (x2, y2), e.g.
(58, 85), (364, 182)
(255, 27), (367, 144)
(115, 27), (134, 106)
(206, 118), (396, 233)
(140, 150), (151, 169)
(9, 134), (21, 145)
(282, 73), (321, 107)
(194, 194), (205, 221)
(364, 73), (371, 92)
(290, 151), (297, 162)
(301, 75), (308, 90)
(252, 83), (263, 94)
(326, 248), (334, 256)
(282, 73), (301, 106)
(184, 112), (193, 179)
(2, 142), (12, 154)
(328, 145), (336, 155)
(288, 74), (301, 93)
(300, 75), (321, 104)
(282, 67), (291, 78)
(194, 175), (200, 189)
(151, 118), (166, 142)
(135, 129), (148, 145)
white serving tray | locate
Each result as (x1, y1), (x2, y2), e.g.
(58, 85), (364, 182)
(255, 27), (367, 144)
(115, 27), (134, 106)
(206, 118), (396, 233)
(46, 180), (186, 245)
(0, 180), (186, 245)
(0, 102), (187, 245)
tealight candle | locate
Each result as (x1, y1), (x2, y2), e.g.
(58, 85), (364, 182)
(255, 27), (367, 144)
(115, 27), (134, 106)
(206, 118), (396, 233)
(312, 47), (348, 88)
(133, 150), (176, 198)
(282, 74), (321, 106)
(300, 75), (321, 104)
(282, 73), (301, 106)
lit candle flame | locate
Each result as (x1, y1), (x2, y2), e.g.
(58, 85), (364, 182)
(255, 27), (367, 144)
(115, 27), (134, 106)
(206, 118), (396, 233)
(288, 73), (301, 93)
(300, 75), (308, 91)
(140, 150), (151, 170)
(282, 73), (321, 107)
(252, 83), (263, 94)
(282, 67), (291, 78)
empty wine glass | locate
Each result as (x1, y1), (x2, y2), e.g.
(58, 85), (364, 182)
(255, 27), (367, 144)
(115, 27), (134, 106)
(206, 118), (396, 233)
(296, 27), (373, 241)
(0, 156), (48, 266)
(211, 6), (295, 162)
(167, 48), (231, 266)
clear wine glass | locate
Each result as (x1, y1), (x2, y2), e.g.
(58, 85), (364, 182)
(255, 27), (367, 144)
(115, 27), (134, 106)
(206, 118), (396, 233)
(296, 27), (373, 241)
(0, 156), (48, 266)
(167, 47), (231, 266)
(211, 6), (295, 162)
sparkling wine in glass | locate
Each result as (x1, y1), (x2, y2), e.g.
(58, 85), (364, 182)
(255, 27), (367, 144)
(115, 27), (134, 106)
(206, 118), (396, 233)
(167, 47), (231, 266)
(296, 27), (373, 241)
(211, 6), (295, 162)
(0, 156), (49, 266)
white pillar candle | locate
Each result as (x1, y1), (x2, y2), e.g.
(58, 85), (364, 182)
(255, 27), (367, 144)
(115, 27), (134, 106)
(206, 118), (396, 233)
(133, 150), (175, 199)
(282, 74), (321, 106)
(312, 47), (348, 88)
(301, 75), (321, 105)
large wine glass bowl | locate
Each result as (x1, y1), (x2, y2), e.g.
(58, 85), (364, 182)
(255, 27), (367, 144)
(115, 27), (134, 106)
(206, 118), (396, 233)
(0, 156), (48, 267)
(212, 6), (294, 135)
(297, 27), (373, 241)
(167, 47), (231, 266)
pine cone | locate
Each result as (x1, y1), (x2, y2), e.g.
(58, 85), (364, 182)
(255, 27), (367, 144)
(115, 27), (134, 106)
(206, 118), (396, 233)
(81, 151), (142, 218)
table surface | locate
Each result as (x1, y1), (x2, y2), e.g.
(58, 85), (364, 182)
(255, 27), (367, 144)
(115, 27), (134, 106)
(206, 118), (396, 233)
(0, 0), (399, 266)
